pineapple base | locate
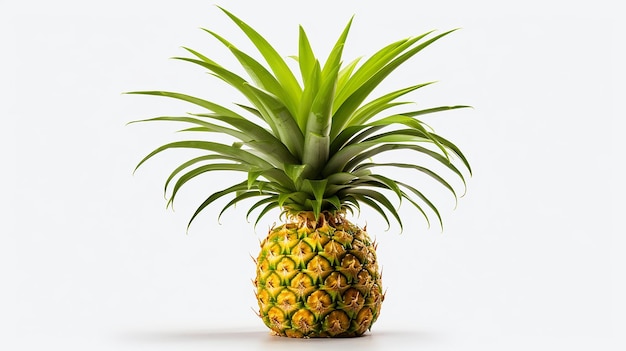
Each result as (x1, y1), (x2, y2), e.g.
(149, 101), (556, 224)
(255, 212), (384, 338)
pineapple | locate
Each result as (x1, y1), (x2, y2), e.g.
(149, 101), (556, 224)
(128, 7), (471, 338)
(255, 212), (383, 337)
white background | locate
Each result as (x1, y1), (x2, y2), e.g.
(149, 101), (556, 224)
(1, 0), (623, 350)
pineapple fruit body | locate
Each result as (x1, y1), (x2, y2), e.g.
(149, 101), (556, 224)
(255, 212), (383, 337)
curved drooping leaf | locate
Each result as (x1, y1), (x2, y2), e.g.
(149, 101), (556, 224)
(347, 82), (434, 127)
(134, 140), (273, 173)
(429, 132), (473, 178)
(125, 91), (242, 119)
(167, 163), (253, 208)
(218, 190), (270, 222)
(254, 201), (281, 228)
(397, 181), (444, 230)
(349, 189), (401, 231)
(358, 174), (403, 203)
(354, 162), (460, 203)
(163, 155), (239, 197)
(187, 180), (249, 230)
(342, 143), (468, 186)
(330, 105), (470, 152)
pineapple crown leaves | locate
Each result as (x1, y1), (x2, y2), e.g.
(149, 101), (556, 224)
(127, 6), (472, 232)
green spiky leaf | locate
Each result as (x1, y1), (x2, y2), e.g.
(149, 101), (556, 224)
(128, 8), (471, 231)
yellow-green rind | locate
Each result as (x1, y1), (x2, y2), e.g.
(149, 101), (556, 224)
(255, 212), (383, 338)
